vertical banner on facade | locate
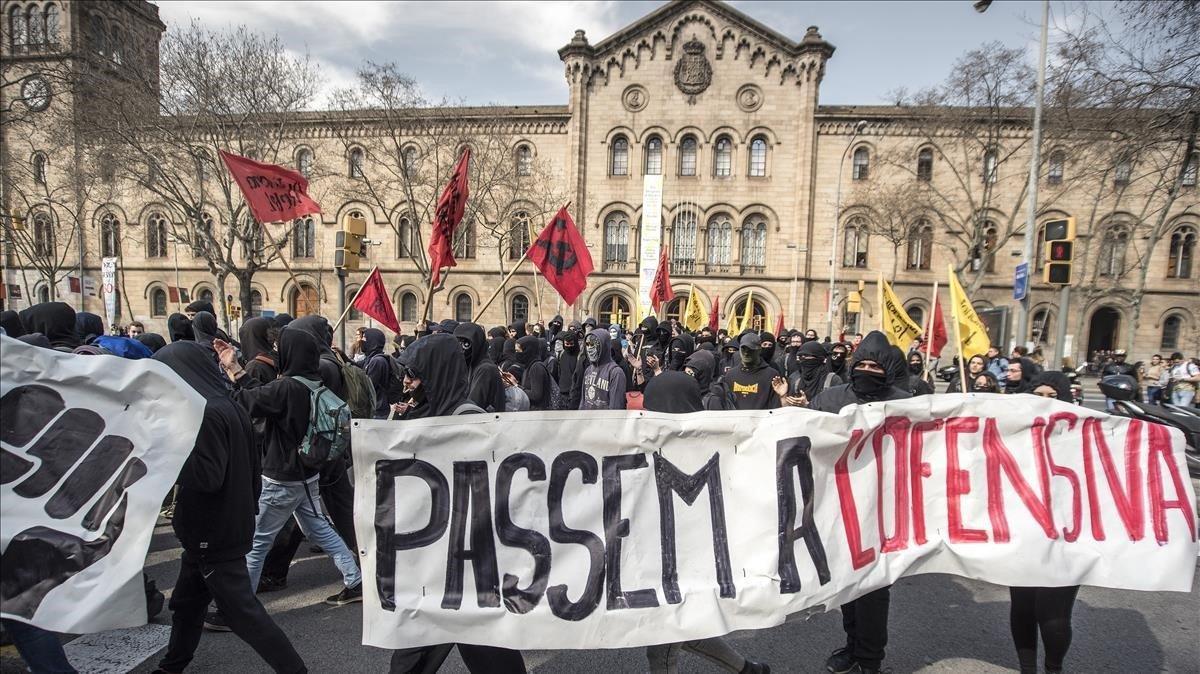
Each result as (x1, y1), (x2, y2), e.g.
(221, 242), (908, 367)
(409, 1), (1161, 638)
(638, 175), (664, 322)
(101, 257), (118, 330)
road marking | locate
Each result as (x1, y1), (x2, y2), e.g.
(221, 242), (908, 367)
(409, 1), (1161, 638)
(63, 624), (171, 673)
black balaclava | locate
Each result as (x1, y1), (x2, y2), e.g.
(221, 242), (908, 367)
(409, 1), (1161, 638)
(487, 326), (507, 363)
(20, 302), (79, 350)
(75, 312), (105, 344)
(829, 343), (849, 377)
(667, 333), (695, 371)
(758, 331), (776, 364)
(0, 310), (26, 338)
(795, 340), (831, 401)
(737, 333), (763, 371)
(561, 329), (580, 355)
(1030, 371), (1073, 402)
(684, 349), (715, 391)
(238, 317), (276, 363)
(185, 299), (216, 317)
(455, 322), (490, 368)
(153, 341), (231, 400)
(908, 352), (925, 375)
(362, 328), (386, 358)
(191, 311), (220, 348)
(971, 371), (1000, 393)
(136, 333), (167, 354)
(278, 328), (322, 380)
(848, 331), (895, 401)
(167, 313), (193, 342)
(515, 335), (542, 367)
(397, 333), (470, 419)
(272, 313), (294, 329)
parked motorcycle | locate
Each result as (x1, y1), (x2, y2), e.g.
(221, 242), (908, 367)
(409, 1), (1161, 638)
(1063, 365), (1086, 406)
(1100, 375), (1200, 477)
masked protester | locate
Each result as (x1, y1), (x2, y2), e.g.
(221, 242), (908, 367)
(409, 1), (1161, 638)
(455, 322), (506, 413)
(642, 356), (701, 413)
(238, 317), (279, 386)
(272, 313), (294, 329)
(947, 354), (988, 393)
(75, 311), (105, 345)
(167, 313), (194, 343)
(1005, 357), (1042, 394)
(827, 342), (850, 379)
(971, 371), (1001, 393)
(789, 340), (842, 401)
(137, 333), (168, 354)
(552, 330), (581, 410)
(725, 333), (783, 410)
(547, 314), (564, 342)
(191, 311), (221, 350)
(905, 351), (935, 396)
(579, 329), (627, 410)
(19, 302), (79, 351)
(781, 332), (804, 376)
(666, 333), (695, 371)
(717, 337), (738, 378)
(803, 329), (819, 343)
(185, 299), (215, 319)
(812, 331), (911, 674)
(487, 326), (508, 363)
(152, 342), (306, 674)
(506, 335), (553, 411)
(359, 328), (395, 419)
(757, 331), (780, 373)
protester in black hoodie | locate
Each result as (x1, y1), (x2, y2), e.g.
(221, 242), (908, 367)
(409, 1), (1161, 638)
(506, 335), (552, 410)
(18, 302), (78, 351)
(75, 311), (105, 344)
(725, 334), (783, 410)
(390, 333), (528, 674)
(1005, 357), (1042, 394)
(137, 333), (168, 354)
(168, 313), (194, 342)
(552, 329), (581, 410)
(789, 340), (842, 402)
(666, 333), (695, 371)
(238, 317), (279, 385)
(758, 331), (780, 373)
(828, 341), (850, 380)
(359, 328), (393, 418)
(0, 309), (25, 337)
(153, 342), (305, 674)
(185, 299), (215, 319)
(455, 322), (506, 413)
(487, 326), (508, 363)
(192, 311), (221, 350)
(642, 363), (701, 413)
(813, 331), (910, 674)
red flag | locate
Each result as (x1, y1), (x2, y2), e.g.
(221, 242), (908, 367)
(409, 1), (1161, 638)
(352, 268), (400, 333)
(528, 206), (593, 305)
(168, 287), (180, 303)
(708, 294), (720, 332)
(924, 294), (949, 356)
(427, 148), (472, 287)
(649, 247), (672, 314)
(218, 150), (321, 224)
(774, 313), (784, 337)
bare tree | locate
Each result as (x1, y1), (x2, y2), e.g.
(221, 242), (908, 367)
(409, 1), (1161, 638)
(848, 181), (940, 282)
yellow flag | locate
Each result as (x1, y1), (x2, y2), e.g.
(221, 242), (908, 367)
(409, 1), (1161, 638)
(727, 289), (754, 334)
(879, 277), (922, 351)
(683, 284), (706, 331)
(947, 264), (992, 359)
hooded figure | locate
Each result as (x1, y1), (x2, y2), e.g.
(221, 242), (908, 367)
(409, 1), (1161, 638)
(192, 311), (221, 349)
(17, 333), (51, 349)
(287, 315), (347, 399)
(0, 309), (25, 338)
(514, 334), (552, 410)
(168, 313), (194, 342)
(487, 326), (508, 364)
(970, 371), (1001, 393)
(361, 328), (394, 418)
(396, 333), (471, 419)
(1005, 357), (1043, 395)
(437, 319), (460, 335)
(643, 364), (702, 413)
(500, 336), (518, 371)
(238, 317), (278, 385)
(788, 340), (841, 402)
(718, 337), (738, 378)
(1030, 371), (1073, 403)
(724, 333), (781, 410)
(454, 322), (506, 414)
(185, 299), (216, 317)
(547, 315), (564, 341)
(136, 333), (167, 354)
(828, 342), (850, 380)
(508, 321), (527, 339)
(553, 329), (581, 409)
(579, 329), (626, 410)
(758, 331), (778, 368)
(19, 302), (78, 350)
(666, 333), (696, 372)
(75, 312), (105, 344)
(811, 331), (912, 412)
(272, 313), (294, 329)
(684, 349), (716, 392)
(905, 352), (935, 396)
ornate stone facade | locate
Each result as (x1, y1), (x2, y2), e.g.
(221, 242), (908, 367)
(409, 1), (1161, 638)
(2, 0), (1196, 362)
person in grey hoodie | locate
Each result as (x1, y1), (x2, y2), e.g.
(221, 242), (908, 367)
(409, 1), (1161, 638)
(579, 329), (627, 410)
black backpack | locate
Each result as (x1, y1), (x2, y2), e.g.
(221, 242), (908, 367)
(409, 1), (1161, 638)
(382, 355), (407, 405)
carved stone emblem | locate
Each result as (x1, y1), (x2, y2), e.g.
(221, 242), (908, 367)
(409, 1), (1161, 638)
(622, 85), (648, 112)
(674, 38), (712, 103)
(736, 84), (763, 112)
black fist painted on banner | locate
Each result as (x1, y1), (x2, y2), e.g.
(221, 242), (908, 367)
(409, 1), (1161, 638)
(1, 384), (146, 619)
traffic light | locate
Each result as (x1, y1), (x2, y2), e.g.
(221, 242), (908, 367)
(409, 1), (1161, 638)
(334, 214), (367, 270)
(1042, 217), (1075, 285)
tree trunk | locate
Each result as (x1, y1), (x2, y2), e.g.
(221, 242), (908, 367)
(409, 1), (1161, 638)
(215, 272), (229, 333)
(236, 271), (255, 326)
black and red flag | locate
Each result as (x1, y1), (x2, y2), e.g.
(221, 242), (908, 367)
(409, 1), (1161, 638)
(219, 150), (321, 224)
(528, 205), (593, 305)
(427, 148), (472, 287)
(649, 246), (672, 314)
(352, 268), (401, 333)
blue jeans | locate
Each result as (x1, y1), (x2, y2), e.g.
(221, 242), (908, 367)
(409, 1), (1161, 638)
(1172, 388), (1196, 407)
(245, 478), (361, 593)
(1, 619), (76, 674)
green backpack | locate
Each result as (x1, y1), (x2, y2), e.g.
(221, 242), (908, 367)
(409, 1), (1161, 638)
(292, 376), (352, 470)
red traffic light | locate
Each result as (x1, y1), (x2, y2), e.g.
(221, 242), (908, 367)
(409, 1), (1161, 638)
(1048, 241), (1073, 261)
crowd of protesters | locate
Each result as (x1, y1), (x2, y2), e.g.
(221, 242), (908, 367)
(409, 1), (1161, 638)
(1, 300), (1197, 674)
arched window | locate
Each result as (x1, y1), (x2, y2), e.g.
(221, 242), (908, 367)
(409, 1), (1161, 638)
(843, 216), (868, 268)
(749, 136), (768, 177)
(731, 296), (768, 331)
(453, 216), (476, 259)
(400, 292), (418, 322)
(906, 219), (933, 270)
(671, 210), (698, 275)
(1167, 225), (1196, 279)
(100, 212), (120, 258)
(32, 152), (47, 185)
(739, 215), (767, 273)
(664, 297), (686, 325)
(980, 221), (998, 272)
(151, 288), (167, 317)
(603, 211), (630, 269)
(9, 6), (26, 50)
(402, 146), (419, 179)
(1047, 150), (1065, 185)
(1114, 153), (1132, 186)
(147, 212), (169, 258)
(679, 135), (698, 176)
(610, 135), (629, 176)
(32, 212), (54, 258)
(348, 147), (365, 178)
(1184, 152), (1197, 187)
(1097, 224), (1130, 277)
(1160, 314), (1183, 350)
(982, 149), (998, 184)
(509, 211), (531, 260)
(296, 148), (313, 178)
(396, 213), (418, 259)
(515, 144), (532, 176)
(27, 5), (44, 47)
(292, 216), (315, 258)
(511, 295), (529, 324)
(906, 305), (925, 330)
(644, 136), (663, 175)
(289, 284), (319, 317)
(706, 213), (732, 270)
(598, 293), (632, 329)
(1031, 308), (1052, 345)
(36, 285), (50, 304)
(454, 293), (473, 322)
(45, 4), (60, 45)
(249, 289), (263, 318)
(916, 147), (934, 181)
(1034, 223), (1047, 272)
(852, 146), (870, 181)
(347, 288), (363, 321)
(109, 23), (123, 64)
(88, 13), (107, 57)
(714, 136), (733, 177)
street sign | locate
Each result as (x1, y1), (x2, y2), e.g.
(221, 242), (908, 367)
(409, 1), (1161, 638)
(1013, 262), (1029, 301)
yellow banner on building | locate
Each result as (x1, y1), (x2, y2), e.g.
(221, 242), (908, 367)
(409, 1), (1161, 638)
(947, 265), (992, 359)
(682, 285), (707, 331)
(879, 276), (922, 351)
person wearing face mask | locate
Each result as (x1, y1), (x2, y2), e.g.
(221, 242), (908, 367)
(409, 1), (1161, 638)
(971, 371), (1000, 393)
(724, 333), (784, 410)
(717, 336), (739, 378)
(1005, 357), (1042, 394)
(782, 332), (805, 376)
(547, 315), (564, 342)
(828, 342), (850, 380)
(788, 340), (842, 402)
(804, 329), (820, 343)
(947, 354), (988, 393)
(666, 333), (695, 371)
(757, 331), (782, 374)
(455, 322), (506, 413)
(550, 330), (580, 410)
(811, 331), (910, 674)
(579, 329), (627, 410)
(905, 352), (935, 396)
(503, 335), (553, 411)
(359, 328), (395, 419)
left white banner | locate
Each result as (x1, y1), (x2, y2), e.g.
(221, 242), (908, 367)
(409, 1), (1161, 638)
(1, 336), (204, 633)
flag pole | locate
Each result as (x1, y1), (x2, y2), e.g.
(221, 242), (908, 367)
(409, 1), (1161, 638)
(876, 272), (884, 332)
(478, 248), (533, 317)
(925, 280), (938, 379)
(331, 265), (378, 334)
(948, 265), (968, 395)
(258, 221), (303, 311)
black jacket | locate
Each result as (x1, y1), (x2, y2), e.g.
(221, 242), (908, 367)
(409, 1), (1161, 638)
(362, 328), (393, 418)
(238, 316), (278, 385)
(288, 315), (347, 399)
(643, 370), (702, 413)
(19, 302), (78, 350)
(455, 322), (506, 413)
(155, 342), (260, 562)
(811, 331), (912, 413)
(516, 335), (552, 410)
(397, 333), (471, 419)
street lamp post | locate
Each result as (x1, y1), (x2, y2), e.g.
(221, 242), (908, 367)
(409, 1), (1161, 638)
(827, 120), (867, 339)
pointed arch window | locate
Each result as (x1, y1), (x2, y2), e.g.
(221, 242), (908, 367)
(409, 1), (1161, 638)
(32, 152), (47, 185)
(453, 216), (476, 259)
(852, 146), (870, 181)
(644, 136), (663, 175)
(290, 284), (319, 317)
(1167, 225), (1196, 279)
(916, 147), (934, 181)
(1097, 224), (1130, 277)
(982, 149), (998, 184)
(33, 212), (54, 258)
(400, 292), (418, 322)
(906, 219), (934, 270)
(510, 211), (531, 260)
(603, 211), (629, 270)
(610, 135), (629, 176)
(45, 4), (59, 46)
(27, 5), (44, 47)
(396, 213), (417, 259)
(749, 136), (768, 177)
(402, 146), (419, 179)
(714, 136), (732, 177)
(671, 210), (698, 275)
(9, 6), (26, 50)
(348, 147), (365, 178)
(515, 144), (532, 176)
(843, 216), (868, 268)
(147, 212), (169, 258)
(151, 288), (168, 317)
(679, 135), (698, 176)
(739, 215), (767, 273)
(705, 213), (732, 270)
(100, 212), (121, 258)
(249, 289), (263, 318)
(292, 216), (315, 259)
(1047, 150), (1065, 185)
(296, 148), (314, 178)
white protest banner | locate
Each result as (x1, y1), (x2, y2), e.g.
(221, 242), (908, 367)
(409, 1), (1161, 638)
(102, 257), (118, 329)
(637, 174), (663, 322)
(353, 396), (1197, 650)
(1, 337), (204, 633)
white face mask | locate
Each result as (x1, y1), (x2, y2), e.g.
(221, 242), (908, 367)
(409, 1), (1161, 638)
(352, 353), (367, 365)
